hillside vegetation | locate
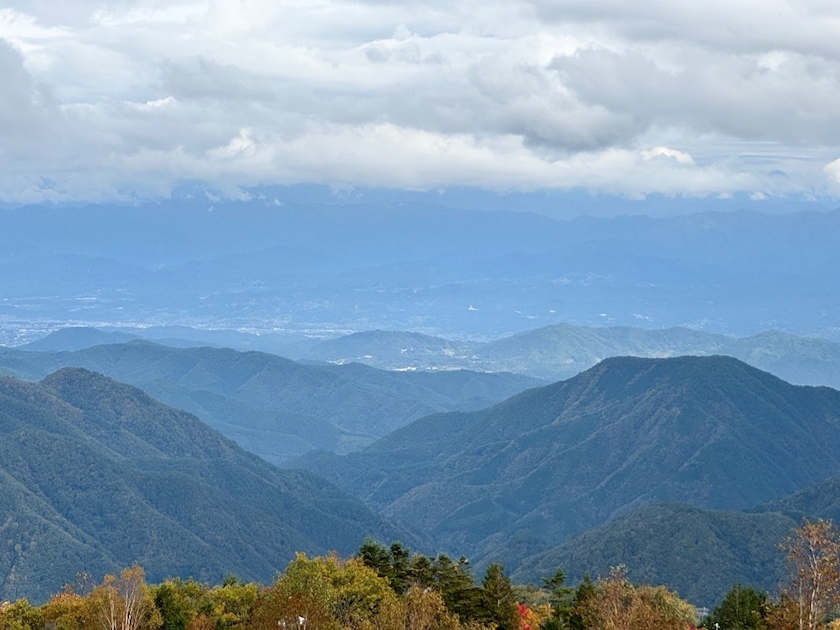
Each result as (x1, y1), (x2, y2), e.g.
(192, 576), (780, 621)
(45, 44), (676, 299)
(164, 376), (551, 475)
(0, 369), (415, 602)
(0, 342), (541, 463)
(294, 356), (840, 576)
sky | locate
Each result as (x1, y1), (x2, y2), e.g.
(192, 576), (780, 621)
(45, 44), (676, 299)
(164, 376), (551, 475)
(2, 1), (840, 206)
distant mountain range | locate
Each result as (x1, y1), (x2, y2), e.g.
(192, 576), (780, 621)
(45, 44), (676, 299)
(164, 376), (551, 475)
(299, 324), (840, 388)
(2, 204), (839, 345)
(16, 320), (840, 392)
(292, 355), (840, 604)
(0, 368), (417, 603)
(0, 341), (541, 463)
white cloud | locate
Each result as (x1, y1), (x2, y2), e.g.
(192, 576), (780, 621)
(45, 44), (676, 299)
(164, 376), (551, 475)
(641, 147), (695, 165)
(0, 1), (839, 203)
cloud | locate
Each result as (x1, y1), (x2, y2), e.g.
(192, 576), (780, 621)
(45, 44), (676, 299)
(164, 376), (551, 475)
(0, 1), (839, 203)
(641, 147), (695, 165)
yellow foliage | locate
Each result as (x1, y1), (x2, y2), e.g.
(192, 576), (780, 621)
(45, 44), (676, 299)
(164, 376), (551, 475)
(41, 592), (90, 630)
(252, 553), (395, 630)
(374, 587), (462, 630)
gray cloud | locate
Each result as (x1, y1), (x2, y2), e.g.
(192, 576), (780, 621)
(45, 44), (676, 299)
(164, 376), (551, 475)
(0, 1), (838, 202)
(0, 39), (49, 139)
(553, 47), (840, 146)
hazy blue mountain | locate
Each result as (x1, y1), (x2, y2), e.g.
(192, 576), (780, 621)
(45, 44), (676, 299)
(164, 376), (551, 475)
(2, 203), (839, 347)
(20, 327), (142, 351)
(0, 342), (542, 463)
(0, 368), (418, 603)
(293, 356), (840, 568)
(726, 331), (840, 389)
(301, 324), (840, 389)
(19, 327), (239, 352)
(511, 504), (796, 607)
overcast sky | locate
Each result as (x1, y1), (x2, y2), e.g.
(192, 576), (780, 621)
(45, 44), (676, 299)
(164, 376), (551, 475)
(2, 0), (840, 205)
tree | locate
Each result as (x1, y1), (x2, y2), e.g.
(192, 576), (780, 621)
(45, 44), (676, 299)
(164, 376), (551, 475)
(704, 584), (767, 630)
(153, 582), (193, 630)
(539, 569), (574, 630)
(252, 553), (393, 630)
(203, 577), (258, 630)
(631, 585), (697, 630)
(567, 575), (596, 630)
(591, 565), (635, 630)
(389, 543), (411, 596)
(435, 555), (481, 622)
(0, 600), (43, 630)
(87, 567), (161, 630)
(41, 592), (90, 630)
(779, 519), (840, 630)
(374, 587), (464, 630)
(574, 566), (696, 630)
(357, 540), (414, 596)
(479, 563), (518, 630)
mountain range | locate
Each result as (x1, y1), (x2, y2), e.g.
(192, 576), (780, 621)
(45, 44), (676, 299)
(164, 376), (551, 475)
(292, 355), (840, 600)
(298, 324), (840, 388)
(2, 204), (839, 346)
(6, 329), (840, 608)
(0, 368), (416, 603)
(0, 341), (541, 463)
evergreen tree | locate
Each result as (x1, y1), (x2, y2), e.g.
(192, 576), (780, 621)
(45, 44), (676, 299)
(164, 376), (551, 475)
(567, 575), (596, 630)
(480, 563), (518, 630)
(358, 539), (392, 580)
(703, 584), (767, 630)
(434, 555), (480, 621)
(540, 569), (574, 630)
(389, 542), (411, 596)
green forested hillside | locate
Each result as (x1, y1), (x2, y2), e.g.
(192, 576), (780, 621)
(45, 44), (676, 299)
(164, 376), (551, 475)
(512, 503), (797, 607)
(0, 342), (541, 463)
(0, 369), (418, 603)
(294, 356), (840, 571)
(757, 473), (840, 522)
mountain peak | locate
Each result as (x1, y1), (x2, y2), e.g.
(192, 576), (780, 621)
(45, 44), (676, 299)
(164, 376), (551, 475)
(300, 355), (840, 570)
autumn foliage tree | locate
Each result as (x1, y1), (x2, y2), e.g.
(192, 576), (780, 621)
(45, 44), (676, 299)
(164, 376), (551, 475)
(151, 576), (257, 630)
(40, 592), (90, 630)
(771, 519), (840, 630)
(0, 599), (43, 630)
(574, 566), (696, 630)
(374, 586), (464, 630)
(251, 553), (395, 630)
(87, 567), (162, 630)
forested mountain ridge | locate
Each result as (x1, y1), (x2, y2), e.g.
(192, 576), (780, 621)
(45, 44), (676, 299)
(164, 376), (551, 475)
(294, 355), (840, 570)
(0, 368), (419, 603)
(0, 341), (541, 463)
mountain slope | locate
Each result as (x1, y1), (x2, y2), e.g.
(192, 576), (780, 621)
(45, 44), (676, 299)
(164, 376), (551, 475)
(294, 356), (840, 565)
(511, 503), (796, 607)
(0, 342), (541, 463)
(0, 368), (417, 603)
(757, 473), (840, 523)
